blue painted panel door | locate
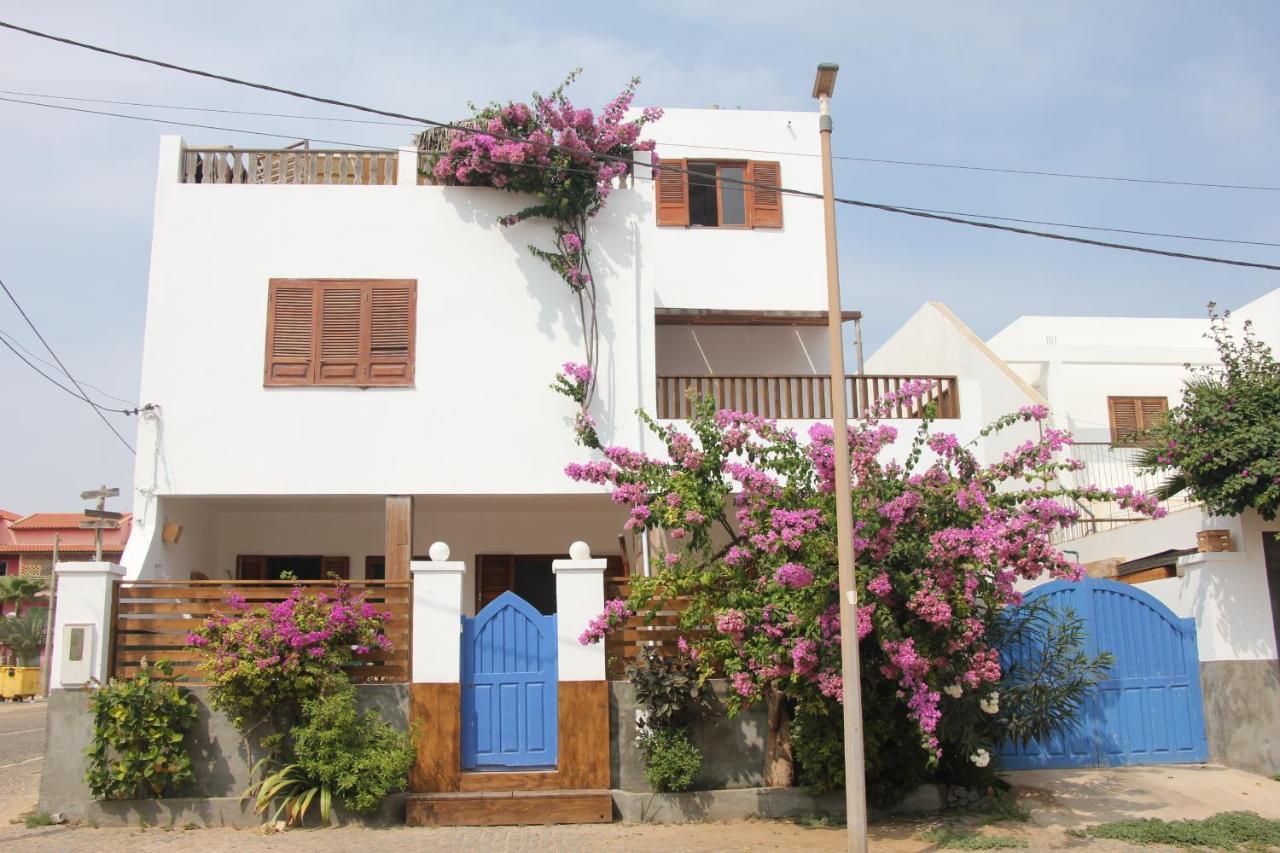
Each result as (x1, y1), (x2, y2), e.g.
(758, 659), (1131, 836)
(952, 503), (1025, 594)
(1000, 577), (1209, 769)
(461, 591), (558, 770)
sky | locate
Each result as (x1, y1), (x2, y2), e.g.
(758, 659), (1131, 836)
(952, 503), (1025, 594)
(0, 1), (1277, 512)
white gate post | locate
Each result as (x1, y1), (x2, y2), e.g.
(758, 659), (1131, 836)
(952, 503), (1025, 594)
(552, 541), (608, 681)
(49, 561), (125, 687)
(410, 542), (465, 683)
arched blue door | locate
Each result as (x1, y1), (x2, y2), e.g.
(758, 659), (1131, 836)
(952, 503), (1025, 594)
(1000, 577), (1209, 769)
(461, 591), (558, 770)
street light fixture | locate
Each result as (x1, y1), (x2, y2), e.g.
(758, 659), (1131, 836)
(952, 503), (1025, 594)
(813, 61), (869, 853)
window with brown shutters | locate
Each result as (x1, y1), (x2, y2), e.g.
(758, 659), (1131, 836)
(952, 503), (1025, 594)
(655, 159), (783, 229)
(1107, 396), (1169, 446)
(265, 279), (416, 387)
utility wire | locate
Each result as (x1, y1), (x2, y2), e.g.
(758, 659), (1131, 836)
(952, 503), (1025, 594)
(0, 276), (135, 452)
(0, 327), (138, 406)
(655, 141), (1280, 193)
(3, 19), (1278, 272)
(8, 86), (1280, 194)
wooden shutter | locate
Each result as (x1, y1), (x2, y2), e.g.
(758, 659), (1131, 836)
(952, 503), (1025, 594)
(265, 282), (316, 385)
(1108, 397), (1140, 445)
(321, 555), (350, 580)
(316, 283), (364, 384)
(476, 555), (515, 611)
(748, 160), (783, 228)
(655, 158), (689, 226)
(237, 555), (267, 581)
(1139, 397), (1168, 430)
(367, 281), (416, 385)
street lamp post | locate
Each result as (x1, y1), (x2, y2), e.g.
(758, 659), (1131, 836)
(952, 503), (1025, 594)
(813, 62), (869, 852)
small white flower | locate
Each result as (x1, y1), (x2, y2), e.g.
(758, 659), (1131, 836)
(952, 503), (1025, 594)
(943, 684), (963, 699)
(979, 693), (1000, 714)
(969, 748), (991, 768)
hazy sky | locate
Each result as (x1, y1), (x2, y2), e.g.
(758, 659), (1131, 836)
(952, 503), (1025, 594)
(1, 2), (1277, 511)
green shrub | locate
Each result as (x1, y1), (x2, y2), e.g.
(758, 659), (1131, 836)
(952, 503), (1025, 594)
(625, 646), (706, 729)
(638, 727), (701, 793)
(919, 827), (1027, 849)
(85, 660), (198, 800)
(289, 685), (415, 815)
(1084, 811), (1280, 848)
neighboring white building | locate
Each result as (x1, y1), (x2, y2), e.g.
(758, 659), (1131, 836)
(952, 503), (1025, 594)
(121, 109), (961, 614)
(870, 287), (1280, 774)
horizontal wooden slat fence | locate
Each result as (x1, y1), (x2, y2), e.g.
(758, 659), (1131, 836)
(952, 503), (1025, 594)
(181, 149), (398, 185)
(110, 580), (410, 683)
(604, 579), (703, 678)
(655, 374), (959, 421)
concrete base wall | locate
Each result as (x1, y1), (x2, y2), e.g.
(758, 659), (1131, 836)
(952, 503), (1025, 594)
(1201, 659), (1280, 775)
(38, 684), (409, 820)
(609, 679), (767, 792)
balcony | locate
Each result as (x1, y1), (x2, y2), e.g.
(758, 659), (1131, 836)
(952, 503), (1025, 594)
(1055, 442), (1193, 542)
(654, 374), (960, 420)
(180, 146), (400, 185)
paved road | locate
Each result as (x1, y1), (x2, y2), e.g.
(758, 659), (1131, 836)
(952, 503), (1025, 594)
(0, 698), (45, 825)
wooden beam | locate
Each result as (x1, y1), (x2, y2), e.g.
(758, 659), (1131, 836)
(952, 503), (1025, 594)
(386, 495), (413, 581)
(654, 307), (862, 327)
(410, 683), (461, 793)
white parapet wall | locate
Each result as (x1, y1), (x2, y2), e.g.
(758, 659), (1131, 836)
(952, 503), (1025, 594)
(552, 541), (607, 681)
(410, 542), (465, 683)
(50, 561), (125, 688)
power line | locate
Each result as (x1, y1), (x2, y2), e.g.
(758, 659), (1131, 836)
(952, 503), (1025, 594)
(0, 327), (137, 406)
(655, 141), (1280, 193)
(0, 276), (135, 452)
(3, 19), (1278, 272)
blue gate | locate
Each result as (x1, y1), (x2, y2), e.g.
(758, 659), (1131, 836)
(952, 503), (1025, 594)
(1000, 577), (1209, 769)
(461, 591), (558, 770)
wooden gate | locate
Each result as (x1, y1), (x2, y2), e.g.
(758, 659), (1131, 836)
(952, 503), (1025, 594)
(1000, 577), (1209, 769)
(460, 591), (558, 770)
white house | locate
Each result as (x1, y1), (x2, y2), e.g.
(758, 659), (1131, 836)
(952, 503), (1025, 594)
(870, 288), (1280, 774)
(120, 108), (961, 617)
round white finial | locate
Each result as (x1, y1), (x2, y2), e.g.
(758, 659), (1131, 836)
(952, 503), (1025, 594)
(569, 541), (591, 561)
(428, 541), (450, 562)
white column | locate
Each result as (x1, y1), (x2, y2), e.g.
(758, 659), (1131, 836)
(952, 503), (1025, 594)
(50, 561), (125, 688)
(397, 147), (419, 187)
(552, 541), (608, 681)
(410, 541), (465, 683)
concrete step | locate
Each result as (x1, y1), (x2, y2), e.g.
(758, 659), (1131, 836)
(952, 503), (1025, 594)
(405, 788), (612, 827)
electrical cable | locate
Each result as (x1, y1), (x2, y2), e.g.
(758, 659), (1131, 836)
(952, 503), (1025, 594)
(0, 327), (138, 406)
(0, 275), (135, 452)
(3, 20), (1278, 272)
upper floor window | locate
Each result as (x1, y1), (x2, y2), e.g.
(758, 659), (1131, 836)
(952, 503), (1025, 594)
(1107, 396), (1168, 446)
(265, 279), (416, 387)
(656, 159), (783, 229)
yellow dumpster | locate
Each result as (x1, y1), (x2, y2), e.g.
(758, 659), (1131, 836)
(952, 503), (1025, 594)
(0, 666), (40, 701)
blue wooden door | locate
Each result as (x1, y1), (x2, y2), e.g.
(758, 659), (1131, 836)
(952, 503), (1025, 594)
(1000, 577), (1209, 769)
(461, 591), (558, 770)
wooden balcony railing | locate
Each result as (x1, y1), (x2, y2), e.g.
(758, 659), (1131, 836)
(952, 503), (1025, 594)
(110, 579), (410, 683)
(181, 148), (398, 185)
(655, 374), (960, 420)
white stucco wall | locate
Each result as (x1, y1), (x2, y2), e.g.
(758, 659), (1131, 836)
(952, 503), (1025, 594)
(655, 324), (829, 376)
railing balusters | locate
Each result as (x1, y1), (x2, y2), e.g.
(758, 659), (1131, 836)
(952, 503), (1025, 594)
(653, 375), (960, 420)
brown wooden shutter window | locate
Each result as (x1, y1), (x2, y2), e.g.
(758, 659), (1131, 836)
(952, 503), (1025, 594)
(1107, 396), (1169, 446)
(655, 159), (782, 229)
(265, 279), (416, 388)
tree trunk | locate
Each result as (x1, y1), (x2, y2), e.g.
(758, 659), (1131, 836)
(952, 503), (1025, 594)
(763, 687), (795, 788)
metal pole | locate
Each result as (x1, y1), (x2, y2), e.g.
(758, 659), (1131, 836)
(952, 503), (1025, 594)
(818, 79), (870, 851)
(40, 533), (59, 695)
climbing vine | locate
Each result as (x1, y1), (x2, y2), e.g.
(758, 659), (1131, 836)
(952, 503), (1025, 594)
(423, 70), (660, 414)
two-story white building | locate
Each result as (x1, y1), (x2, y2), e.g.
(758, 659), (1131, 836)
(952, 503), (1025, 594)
(121, 108), (966, 618)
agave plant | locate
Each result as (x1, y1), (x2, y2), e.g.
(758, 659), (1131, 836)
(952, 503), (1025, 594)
(244, 759), (331, 828)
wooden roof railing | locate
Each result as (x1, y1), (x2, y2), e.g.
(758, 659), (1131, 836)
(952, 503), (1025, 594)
(655, 374), (960, 420)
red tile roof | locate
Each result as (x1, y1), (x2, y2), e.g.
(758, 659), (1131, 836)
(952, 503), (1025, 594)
(0, 509), (22, 522)
(10, 512), (133, 530)
(0, 543), (123, 554)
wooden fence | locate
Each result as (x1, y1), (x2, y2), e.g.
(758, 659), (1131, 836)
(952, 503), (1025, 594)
(110, 580), (410, 683)
(181, 148), (398, 185)
(603, 579), (702, 678)
(655, 374), (960, 420)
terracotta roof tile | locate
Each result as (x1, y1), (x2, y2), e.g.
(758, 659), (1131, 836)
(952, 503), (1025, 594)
(10, 512), (133, 530)
(0, 543), (124, 554)
(0, 509), (22, 522)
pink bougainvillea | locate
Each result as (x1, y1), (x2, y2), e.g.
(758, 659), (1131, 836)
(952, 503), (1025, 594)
(564, 380), (1164, 763)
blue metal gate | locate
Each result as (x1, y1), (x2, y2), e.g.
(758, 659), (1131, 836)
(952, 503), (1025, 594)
(461, 591), (558, 770)
(1000, 577), (1209, 769)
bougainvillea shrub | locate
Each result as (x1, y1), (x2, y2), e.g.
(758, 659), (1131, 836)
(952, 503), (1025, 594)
(563, 373), (1162, 800)
(188, 584), (392, 729)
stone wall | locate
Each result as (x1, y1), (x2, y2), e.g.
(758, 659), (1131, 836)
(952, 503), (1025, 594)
(38, 684), (408, 819)
(1201, 660), (1280, 775)
(610, 679), (768, 792)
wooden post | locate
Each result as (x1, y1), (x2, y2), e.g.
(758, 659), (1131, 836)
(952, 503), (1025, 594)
(386, 496), (414, 581)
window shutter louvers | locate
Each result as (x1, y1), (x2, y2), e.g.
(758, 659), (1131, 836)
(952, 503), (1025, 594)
(476, 555), (515, 610)
(265, 283), (316, 384)
(316, 284), (364, 384)
(1109, 397), (1140, 444)
(367, 281), (416, 384)
(748, 160), (783, 228)
(1139, 397), (1169, 429)
(655, 158), (689, 226)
